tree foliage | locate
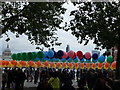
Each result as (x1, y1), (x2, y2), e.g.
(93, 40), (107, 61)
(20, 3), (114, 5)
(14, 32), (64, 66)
(68, 2), (120, 49)
(1, 2), (66, 47)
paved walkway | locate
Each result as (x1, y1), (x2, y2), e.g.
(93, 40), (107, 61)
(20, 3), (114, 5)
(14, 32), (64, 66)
(1, 79), (78, 90)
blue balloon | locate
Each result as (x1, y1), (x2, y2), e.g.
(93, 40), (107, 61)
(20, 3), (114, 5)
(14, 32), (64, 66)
(43, 51), (47, 58)
(92, 59), (98, 63)
(67, 58), (72, 62)
(80, 58), (84, 62)
(98, 55), (106, 63)
(34, 57), (40, 61)
(92, 53), (98, 60)
(52, 58), (59, 62)
(47, 50), (54, 58)
(52, 51), (57, 58)
(57, 50), (64, 58)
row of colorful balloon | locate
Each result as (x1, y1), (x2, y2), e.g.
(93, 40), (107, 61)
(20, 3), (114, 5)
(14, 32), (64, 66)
(11, 50), (114, 63)
(0, 60), (116, 70)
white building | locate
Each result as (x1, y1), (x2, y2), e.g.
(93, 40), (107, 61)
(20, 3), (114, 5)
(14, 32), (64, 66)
(2, 44), (12, 60)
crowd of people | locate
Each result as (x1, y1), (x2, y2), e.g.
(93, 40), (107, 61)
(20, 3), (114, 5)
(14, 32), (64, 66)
(1, 67), (120, 90)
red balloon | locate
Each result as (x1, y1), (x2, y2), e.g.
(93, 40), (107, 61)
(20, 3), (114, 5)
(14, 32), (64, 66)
(62, 52), (68, 59)
(77, 51), (83, 59)
(85, 52), (91, 59)
(72, 52), (77, 59)
(68, 50), (74, 58)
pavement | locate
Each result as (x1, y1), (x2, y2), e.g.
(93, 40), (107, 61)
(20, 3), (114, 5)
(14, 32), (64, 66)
(1, 78), (78, 90)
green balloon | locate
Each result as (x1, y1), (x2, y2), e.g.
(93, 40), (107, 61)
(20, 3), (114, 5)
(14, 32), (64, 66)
(21, 53), (27, 61)
(17, 53), (22, 61)
(62, 59), (66, 62)
(27, 52), (34, 60)
(107, 56), (113, 63)
(11, 54), (17, 60)
(33, 52), (37, 58)
(98, 59), (103, 63)
(41, 59), (46, 62)
(68, 59), (72, 62)
(74, 59), (78, 63)
(37, 51), (44, 59)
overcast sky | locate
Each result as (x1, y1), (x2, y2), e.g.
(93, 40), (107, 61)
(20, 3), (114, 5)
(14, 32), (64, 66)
(0, 2), (106, 55)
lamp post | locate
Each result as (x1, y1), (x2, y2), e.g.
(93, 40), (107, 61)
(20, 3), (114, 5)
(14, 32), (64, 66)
(116, 6), (120, 79)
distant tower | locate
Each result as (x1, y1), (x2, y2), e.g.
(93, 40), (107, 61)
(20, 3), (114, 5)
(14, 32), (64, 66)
(2, 44), (12, 60)
(66, 45), (70, 52)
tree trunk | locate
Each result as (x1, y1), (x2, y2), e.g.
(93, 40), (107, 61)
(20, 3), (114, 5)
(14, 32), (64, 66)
(116, 35), (120, 79)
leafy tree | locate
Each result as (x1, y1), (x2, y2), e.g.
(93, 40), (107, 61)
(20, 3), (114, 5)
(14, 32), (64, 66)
(68, 2), (120, 79)
(1, 2), (66, 47)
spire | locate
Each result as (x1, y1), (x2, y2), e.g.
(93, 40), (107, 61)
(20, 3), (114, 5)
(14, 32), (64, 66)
(7, 44), (9, 48)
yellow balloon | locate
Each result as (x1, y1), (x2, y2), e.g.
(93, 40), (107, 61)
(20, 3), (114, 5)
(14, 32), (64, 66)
(25, 63), (29, 67)
(41, 64), (44, 68)
(65, 65), (68, 69)
(58, 65), (62, 69)
(32, 64), (37, 68)
(75, 66), (79, 69)
(53, 64), (56, 69)
(7, 62), (14, 68)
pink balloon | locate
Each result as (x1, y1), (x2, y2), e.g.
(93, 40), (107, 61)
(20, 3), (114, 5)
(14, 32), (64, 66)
(68, 50), (74, 58)
(85, 52), (91, 59)
(62, 52), (68, 59)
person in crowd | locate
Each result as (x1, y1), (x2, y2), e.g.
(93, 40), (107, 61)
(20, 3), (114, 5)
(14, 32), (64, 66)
(61, 78), (75, 90)
(48, 72), (60, 90)
(40, 70), (46, 82)
(37, 75), (52, 90)
(1, 69), (8, 90)
(34, 68), (40, 84)
(6, 69), (14, 89)
(76, 69), (80, 81)
(14, 68), (26, 90)
(93, 72), (112, 90)
(77, 79), (88, 90)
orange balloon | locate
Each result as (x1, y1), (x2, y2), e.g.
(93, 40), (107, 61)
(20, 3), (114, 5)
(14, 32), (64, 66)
(104, 62), (110, 68)
(50, 62), (54, 67)
(111, 62), (116, 69)
(56, 62), (61, 67)
(74, 63), (78, 67)
(43, 61), (49, 66)
(62, 63), (66, 67)
(92, 63), (96, 69)
(1, 60), (6, 66)
(98, 63), (102, 68)
(80, 63), (84, 68)
(19, 61), (26, 66)
(36, 61), (41, 67)
(11, 60), (17, 66)
(86, 63), (90, 68)
(5, 61), (9, 66)
(28, 61), (34, 66)
(68, 63), (72, 67)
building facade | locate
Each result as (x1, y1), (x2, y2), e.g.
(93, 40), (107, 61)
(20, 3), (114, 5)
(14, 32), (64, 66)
(2, 44), (12, 60)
